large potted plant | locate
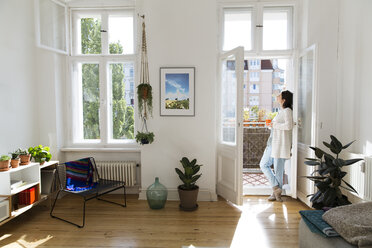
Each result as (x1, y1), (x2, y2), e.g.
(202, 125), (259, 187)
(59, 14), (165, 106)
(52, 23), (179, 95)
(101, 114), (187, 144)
(28, 145), (52, 165)
(0, 155), (11, 171)
(304, 135), (363, 209)
(175, 157), (202, 211)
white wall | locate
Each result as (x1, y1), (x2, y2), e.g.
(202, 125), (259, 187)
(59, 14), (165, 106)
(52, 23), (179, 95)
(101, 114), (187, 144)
(138, 0), (218, 201)
(0, 0), (39, 155)
(337, 0), (372, 155)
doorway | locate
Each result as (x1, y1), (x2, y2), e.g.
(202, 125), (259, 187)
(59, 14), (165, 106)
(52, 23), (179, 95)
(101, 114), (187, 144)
(242, 58), (294, 196)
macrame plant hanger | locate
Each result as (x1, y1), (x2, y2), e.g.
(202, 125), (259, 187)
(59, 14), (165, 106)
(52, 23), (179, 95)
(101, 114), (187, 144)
(139, 15), (150, 133)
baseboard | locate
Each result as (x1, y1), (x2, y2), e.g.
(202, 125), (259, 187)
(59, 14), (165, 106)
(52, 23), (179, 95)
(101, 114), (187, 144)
(138, 188), (218, 201)
(297, 191), (311, 207)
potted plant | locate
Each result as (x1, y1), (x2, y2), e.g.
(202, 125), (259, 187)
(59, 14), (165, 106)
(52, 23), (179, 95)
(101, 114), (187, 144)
(18, 148), (31, 165)
(0, 155), (11, 172)
(137, 83), (153, 118)
(304, 135), (363, 209)
(265, 111), (278, 127)
(28, 145), (52, 165)
(135, 131), (154, 145)
(175, 157), (202, 211)
(9, 150), (20, 168)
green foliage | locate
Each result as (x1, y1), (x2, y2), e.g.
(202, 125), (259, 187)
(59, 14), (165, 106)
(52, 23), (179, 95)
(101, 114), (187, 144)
(304, 135), (363, 209)
(17, 148), (29, 155)
(0, 155), (11, 161)
(137, 84), (153, 118)
(135, 132), (154, 145)
(9, 149), (21, 160)
(175, 157), (202, 190)
(28, 145), (52, 164)
(80, 17), (134, 140)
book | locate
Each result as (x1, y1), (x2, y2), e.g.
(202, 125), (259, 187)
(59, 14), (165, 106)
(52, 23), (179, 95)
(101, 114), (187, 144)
(11, 180), (24, 190)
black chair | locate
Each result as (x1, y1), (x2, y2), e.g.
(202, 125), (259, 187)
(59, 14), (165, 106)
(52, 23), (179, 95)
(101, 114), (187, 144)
(50, 157), (126, 228)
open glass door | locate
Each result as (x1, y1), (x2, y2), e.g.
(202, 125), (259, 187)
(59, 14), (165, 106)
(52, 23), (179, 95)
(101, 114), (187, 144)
(216, 47), (244, 205)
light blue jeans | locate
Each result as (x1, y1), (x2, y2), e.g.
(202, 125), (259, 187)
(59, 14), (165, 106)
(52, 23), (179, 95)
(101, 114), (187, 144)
(259, 145), (286, 189)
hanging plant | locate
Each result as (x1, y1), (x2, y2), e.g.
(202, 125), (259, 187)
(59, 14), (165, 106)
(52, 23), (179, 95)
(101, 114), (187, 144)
(135, 131), (155, 145)
(137, 83), (153, 118)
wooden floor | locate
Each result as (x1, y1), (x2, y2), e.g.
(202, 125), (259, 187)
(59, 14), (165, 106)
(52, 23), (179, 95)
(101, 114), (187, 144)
(0, 194), (309, 248)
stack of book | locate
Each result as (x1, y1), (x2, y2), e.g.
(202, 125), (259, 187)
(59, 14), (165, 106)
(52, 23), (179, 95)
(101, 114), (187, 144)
(10, 180), (26, 190)
(19, 187), (37, 205)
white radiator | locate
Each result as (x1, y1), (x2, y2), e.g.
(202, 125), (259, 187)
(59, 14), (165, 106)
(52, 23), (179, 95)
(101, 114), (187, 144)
(343, 153), (372, 201)
(96, 161), (137, 186)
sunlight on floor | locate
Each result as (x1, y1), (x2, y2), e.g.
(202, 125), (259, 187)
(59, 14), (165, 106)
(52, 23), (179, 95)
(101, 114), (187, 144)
(1, 234), (53, 248)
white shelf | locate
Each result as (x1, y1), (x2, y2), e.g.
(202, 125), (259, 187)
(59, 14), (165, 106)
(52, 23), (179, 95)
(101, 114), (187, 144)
(39, 161), (58, 169)
(11, 182), (39, 195)
(1, 162), (39, 174)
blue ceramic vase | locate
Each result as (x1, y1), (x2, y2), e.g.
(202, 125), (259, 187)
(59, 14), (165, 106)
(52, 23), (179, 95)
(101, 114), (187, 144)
(146, 177), (168, 209)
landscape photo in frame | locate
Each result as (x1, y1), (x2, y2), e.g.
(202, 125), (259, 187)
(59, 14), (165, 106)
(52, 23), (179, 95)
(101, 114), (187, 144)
(160, 67), (195, 116)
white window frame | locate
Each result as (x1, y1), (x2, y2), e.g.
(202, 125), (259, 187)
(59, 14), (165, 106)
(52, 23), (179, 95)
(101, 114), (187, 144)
(35, 0), (69, 55)
(218, 1), (296, 57)
(67, 8), (138, 147)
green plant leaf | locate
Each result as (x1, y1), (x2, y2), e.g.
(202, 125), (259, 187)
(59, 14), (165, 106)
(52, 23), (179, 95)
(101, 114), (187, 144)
(305, 176), (327, 180)
(191, 174), (201, 183)
(323, 142), (339, 154)
(344, 158), (364, 166)
(310, 147), (326, 159)
(305, 158), (319, 161)
(342, 140), (355, 149)
(341, 179), (358, 194)
(190, 159), (197, 167)
(330, 135), (343, 150)
(310, 191), (322, 202)
(305, 160), (321, 166)
(333, 159), (346, 167)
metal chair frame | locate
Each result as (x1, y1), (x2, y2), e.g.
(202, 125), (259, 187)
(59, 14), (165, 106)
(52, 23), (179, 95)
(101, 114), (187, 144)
(50, 157), (126, 228)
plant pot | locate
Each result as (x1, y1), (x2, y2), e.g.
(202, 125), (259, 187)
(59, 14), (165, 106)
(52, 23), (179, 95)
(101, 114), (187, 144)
(265, 119), (272, 127)
(19, 154), (31, 165)
(11, 159), (20, 168)
(141, 138), (149, 145)
(0, 160), (10, 172)
(178, 186), (199, 211)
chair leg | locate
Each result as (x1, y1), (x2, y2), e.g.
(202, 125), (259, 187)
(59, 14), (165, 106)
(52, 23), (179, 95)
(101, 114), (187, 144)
(96, 186), (127, 207)
(50, 192), (86, 228)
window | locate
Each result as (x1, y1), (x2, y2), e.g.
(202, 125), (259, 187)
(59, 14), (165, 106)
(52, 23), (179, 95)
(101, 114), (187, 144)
(250, 84), (259, 93)
(223, 8), (252, 51)
(71, 9), (135, 144)
(249, 96), (259, 106)
(250, 71), (259, 82)
(263, 7), (292, 50)
(222, 5), (293, 53)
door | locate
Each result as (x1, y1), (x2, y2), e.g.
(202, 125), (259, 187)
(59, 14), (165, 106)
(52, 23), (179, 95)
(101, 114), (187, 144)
(216, 47), (244, 205)
(296, 44), (318, 205)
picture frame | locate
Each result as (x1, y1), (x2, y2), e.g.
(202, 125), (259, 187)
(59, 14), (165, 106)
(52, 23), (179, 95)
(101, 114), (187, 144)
(160, 67), (195, 116)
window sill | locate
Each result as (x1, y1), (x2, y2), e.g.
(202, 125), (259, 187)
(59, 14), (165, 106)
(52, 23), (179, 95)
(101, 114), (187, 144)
(60, 147), (141, 153)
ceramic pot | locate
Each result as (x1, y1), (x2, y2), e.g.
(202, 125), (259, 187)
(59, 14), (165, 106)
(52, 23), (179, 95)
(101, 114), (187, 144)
(178, 186), (199, 211)
(19, 154), (31, 165)
(11, 159), (20, 168)
(0, 160), (10, 171)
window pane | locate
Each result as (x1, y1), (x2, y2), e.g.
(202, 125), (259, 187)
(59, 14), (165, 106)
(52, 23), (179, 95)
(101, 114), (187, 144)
(110, 62), (135, 140)
(263, 9), (290, 50)
(221, 58), (237, 144)
(224, 9), (252, 51)
(109, 16), (134, 54)
(82, 63), (100, 139)
(81, 18), (102, 54)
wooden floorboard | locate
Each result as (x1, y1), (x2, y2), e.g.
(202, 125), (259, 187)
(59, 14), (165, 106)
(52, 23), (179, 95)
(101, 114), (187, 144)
(0, 195), (309, 248)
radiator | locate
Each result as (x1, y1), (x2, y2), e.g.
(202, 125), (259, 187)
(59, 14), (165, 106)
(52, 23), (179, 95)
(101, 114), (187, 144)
(96, 161), (137, 186)
(343, 153), (372, 201)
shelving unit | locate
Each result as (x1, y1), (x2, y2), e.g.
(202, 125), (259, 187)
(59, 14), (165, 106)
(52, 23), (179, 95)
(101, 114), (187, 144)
(0, 161), (58, 226)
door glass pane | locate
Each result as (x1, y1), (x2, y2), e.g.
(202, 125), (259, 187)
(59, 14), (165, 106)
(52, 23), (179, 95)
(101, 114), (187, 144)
(109, 15), (134, 54)
(81, 63), (100, 139)
(223, 9), (252, 51)
(80, 17), (102, 54)
(110, 62), (135, 140)
(221, 57), (237, 144)
(263, 8), (291, 50)
(298, 51), (314, 145)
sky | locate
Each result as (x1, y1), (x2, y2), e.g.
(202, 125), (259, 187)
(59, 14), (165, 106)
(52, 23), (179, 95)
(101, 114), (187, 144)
(109, 16), (133, 54)
(165, 73), (190, 100)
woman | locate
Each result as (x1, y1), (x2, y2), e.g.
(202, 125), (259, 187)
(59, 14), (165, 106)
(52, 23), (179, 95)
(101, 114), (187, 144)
(260, 90), (293, 202)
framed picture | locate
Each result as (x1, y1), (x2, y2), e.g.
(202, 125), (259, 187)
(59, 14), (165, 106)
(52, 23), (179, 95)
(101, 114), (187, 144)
(160, 67), (195, 116)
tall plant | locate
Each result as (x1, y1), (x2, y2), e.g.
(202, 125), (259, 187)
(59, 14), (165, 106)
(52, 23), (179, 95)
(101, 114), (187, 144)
(305, 135), (363, 209)
(175, 157), (202, 190)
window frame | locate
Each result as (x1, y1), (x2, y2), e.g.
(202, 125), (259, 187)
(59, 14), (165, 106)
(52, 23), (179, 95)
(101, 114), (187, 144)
(67, 8), (138, 147)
